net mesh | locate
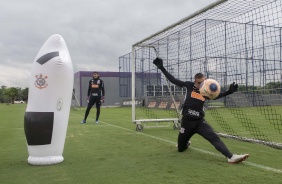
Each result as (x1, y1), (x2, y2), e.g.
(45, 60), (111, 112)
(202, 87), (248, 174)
(119, 0), (282, 148)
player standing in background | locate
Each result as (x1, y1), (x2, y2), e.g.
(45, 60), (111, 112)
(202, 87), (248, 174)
(81, 71), (105, 124)
(153, 57), (249, 164)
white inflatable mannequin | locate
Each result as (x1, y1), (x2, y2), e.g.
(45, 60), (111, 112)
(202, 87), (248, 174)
(24, 34), (73, 165)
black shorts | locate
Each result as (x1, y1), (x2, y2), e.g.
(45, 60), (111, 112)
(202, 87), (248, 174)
(87, 96), (101, 108)
(177, 117), (232, 157)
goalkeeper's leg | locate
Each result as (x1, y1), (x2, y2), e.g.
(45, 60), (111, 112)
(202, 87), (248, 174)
(197, 120), (233, 158)
(198, 120), (249, 163)
(95, 98), (101, 123)
(177, 119), (195, 152)
(81, 98), (95, 124)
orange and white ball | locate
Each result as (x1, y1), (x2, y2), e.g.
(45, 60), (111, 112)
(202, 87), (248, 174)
(199, 79), (220, 100)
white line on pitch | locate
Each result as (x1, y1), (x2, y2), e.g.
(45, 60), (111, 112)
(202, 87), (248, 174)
(73, 113), (282, 174)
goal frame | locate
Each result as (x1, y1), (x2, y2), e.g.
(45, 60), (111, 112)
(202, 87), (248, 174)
(129, 0), (282, 149)
(131, 0), (226, 129)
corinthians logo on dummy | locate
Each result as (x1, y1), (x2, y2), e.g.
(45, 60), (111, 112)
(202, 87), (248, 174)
(199, 79), (221, 100)
(34, 74), (48, 89)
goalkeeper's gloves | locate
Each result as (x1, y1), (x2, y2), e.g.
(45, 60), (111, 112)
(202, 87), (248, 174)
(101, 96), (105, 103)
(86, 96), (89, 103)
(226, 82), (238, 94)
(153, 57), (164, 69)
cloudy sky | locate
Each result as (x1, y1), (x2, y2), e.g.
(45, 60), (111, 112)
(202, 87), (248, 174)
(0, 0), (217, 88)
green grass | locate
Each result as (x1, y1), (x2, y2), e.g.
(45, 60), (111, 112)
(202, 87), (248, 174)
(0, 104), (282, 184)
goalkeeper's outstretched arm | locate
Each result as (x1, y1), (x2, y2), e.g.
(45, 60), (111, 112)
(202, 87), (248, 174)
(153, 57), (186, 87)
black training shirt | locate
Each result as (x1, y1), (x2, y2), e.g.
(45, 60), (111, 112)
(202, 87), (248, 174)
(160, 67), (205, 119)
(87, 78), (105, 97)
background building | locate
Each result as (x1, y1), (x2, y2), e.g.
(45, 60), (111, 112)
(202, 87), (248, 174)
(74, 71), (161, 107)
(74, 71), (122, 107)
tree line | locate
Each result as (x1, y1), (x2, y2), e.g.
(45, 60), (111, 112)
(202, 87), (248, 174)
(237, 82), (282, 94)
(0, 86), (28, 104)
(1, 81), (280, 104)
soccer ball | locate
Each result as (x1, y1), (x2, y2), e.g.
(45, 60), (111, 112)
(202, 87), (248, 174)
(199, 79), (220, 100)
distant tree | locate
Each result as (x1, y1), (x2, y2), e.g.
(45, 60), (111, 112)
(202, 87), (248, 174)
(264, 81), (282, 94)
(238, 84), (247, 92)
(5, 87), (19, 104)
(265, 81), (281, 89)
(0, 85), (7, 103)
(22, 88), (29, 102)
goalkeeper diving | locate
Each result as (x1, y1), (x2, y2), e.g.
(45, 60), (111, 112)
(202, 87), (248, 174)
(153, 57), (249, 164)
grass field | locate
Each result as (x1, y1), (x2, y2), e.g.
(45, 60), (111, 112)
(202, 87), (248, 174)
(0, 103), (282, 184)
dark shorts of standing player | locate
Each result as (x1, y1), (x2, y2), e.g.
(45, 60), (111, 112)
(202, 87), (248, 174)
(87, 96), (102, 109)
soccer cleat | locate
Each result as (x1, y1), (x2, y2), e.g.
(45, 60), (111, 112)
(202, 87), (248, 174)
(80, 120), (86, 124)
(95, 120), (99, 124)
(228, 154), (249, 164)
(187, 141), (191, 147)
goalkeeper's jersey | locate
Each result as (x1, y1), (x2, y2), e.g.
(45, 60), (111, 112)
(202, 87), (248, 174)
(87, 78), (105, 97)
(181, 81), (206, 119)
(160, 68), (206, 120)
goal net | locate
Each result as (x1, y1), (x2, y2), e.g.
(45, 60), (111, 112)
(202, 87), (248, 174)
(124, 0), (282, 149)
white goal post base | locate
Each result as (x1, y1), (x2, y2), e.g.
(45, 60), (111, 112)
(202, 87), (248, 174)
(27, 156), (64, 165)
(134, 118), (180, 131)
(217, 133), (282, 150)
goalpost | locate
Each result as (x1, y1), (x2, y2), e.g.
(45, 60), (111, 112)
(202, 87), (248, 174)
(129, 0), (282, 149)
(131, 46), (182, 131)
(71, 91), (81, 110)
